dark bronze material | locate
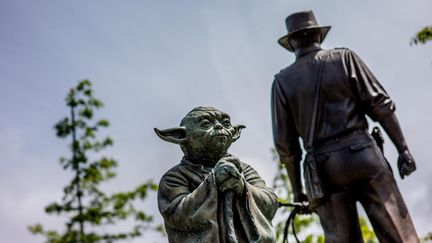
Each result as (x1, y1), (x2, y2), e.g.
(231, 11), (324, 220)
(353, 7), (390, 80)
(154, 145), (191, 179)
(278, 10), (331, 52)
(156, 107), (278, 243)
(272, 10), (419, 242)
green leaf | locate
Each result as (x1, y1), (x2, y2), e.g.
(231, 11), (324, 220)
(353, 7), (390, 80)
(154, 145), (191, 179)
(77, 80), (91, 91)
(45, 203), (63, 214)
(84, 127), (96, 138)
(28, 223), (43, 234)
(99, 158), (117, 169)
(89, 98), (104, 108)
(97, 119), (109, 127)
(54, 118), (71, 138)
(411, 26), (432, 45)
(150, 183), (158, 191)
(80, 107), (93, 119)
(83, 141), (93, 150)
(103, 137), (113, 147)
(84, 89), (92, 96)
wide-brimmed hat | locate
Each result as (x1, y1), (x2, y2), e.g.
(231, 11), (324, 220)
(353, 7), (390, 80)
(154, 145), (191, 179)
(278, 10), (331, 52)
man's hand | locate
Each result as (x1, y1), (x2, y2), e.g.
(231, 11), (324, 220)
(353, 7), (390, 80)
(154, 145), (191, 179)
(215, 157), (244, 195)
(293, 192), (308, 204)
(398, 150), (416, 179)
(292, 192), (311, 214)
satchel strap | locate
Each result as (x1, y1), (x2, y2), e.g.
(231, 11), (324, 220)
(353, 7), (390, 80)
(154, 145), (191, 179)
(306, 50), (329, 152)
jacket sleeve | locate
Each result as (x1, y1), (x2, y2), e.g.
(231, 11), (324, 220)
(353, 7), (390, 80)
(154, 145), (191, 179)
(344, 49), (396, 121)
(157, 170), (218, 231)
(271, 77), (302, 160)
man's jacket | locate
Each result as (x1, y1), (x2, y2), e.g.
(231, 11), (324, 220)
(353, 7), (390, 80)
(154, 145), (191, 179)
(271, 47), (395, 159)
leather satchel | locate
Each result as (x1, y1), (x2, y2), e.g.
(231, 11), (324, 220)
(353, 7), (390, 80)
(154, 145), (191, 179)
(303, 51), (329, 209)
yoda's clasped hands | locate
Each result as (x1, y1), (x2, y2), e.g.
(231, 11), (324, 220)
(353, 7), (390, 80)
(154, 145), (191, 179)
(214, 156), (245, 195)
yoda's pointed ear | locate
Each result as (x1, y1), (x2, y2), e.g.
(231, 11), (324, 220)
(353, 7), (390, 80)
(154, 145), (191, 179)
(154, 127), (187, 145)
(232, 125), (246, 142)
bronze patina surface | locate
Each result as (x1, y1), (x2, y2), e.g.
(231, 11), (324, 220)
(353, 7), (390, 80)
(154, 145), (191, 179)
(272, 10), (419, 243)
(155, 107), (278, 243)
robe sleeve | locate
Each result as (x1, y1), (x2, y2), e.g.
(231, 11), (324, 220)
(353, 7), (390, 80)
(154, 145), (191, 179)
(158, 169), (218, 231)
(241, 163), (279, 221)
(344, 49), (396, 121)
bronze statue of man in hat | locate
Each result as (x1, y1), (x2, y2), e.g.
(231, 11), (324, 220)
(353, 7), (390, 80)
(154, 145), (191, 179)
(271, 10), (419, 242)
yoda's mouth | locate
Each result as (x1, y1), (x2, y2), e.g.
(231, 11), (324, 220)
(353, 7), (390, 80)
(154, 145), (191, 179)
(213, 134), (230, 142)
(215, 134), (228, 137)
(213, 130), (230, 137)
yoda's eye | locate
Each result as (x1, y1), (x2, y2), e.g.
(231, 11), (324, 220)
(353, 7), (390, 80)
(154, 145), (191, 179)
(222, 119), (231, 127)
(200, 119), (211, 129)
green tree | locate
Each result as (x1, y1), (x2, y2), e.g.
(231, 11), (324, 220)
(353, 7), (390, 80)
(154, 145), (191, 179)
(411, 26), (432, 45)
(271, 149), (377, 243)
(422, 232), (432, 242)
(29, 80), (161, 242)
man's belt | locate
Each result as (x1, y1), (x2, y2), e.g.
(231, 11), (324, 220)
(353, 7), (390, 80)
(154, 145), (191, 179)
(313, 129), (372, 154)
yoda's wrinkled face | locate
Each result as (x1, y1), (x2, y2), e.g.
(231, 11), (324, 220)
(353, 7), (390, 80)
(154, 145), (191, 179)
(155, 107), (245, 166)
(182, 109), (236, 162)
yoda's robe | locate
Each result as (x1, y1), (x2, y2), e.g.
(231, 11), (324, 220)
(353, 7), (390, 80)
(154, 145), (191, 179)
(158, 157), (279, 243)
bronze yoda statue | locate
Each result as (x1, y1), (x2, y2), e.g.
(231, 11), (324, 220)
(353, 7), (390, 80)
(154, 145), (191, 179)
(155, 106), (278, 243)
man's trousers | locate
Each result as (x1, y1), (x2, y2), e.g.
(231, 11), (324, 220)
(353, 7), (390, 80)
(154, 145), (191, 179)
(313, 132), (419, 243)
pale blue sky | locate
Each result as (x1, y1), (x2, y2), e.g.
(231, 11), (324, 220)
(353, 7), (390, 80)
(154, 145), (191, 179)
(1, 0), (431, 242)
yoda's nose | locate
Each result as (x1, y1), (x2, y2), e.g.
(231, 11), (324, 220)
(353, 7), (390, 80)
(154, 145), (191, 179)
(214, 122), (223, 129)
